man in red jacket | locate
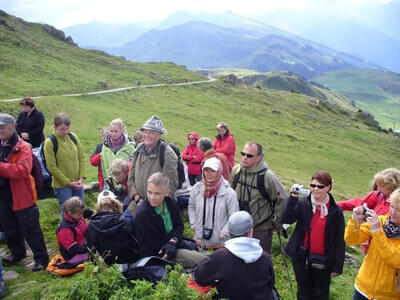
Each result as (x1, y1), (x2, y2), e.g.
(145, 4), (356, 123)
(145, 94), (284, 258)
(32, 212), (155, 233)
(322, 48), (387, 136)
(0, 113), (48, 271)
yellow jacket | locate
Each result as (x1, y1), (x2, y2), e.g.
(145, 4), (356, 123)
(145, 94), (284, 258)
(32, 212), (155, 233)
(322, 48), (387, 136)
(345, 216), (400, 300)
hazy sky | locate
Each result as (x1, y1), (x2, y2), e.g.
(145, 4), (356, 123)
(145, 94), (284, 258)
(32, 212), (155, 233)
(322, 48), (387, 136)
(0, 0), (395, 28)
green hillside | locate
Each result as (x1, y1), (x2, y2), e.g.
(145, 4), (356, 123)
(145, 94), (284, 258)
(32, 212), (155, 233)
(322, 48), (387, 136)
(314, 68), (400, 129)
(1, 12), (400, 300)
(0, 10), (204, 99)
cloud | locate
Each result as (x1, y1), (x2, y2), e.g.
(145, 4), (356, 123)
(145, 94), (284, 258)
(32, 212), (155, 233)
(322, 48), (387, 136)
(0, 0), (397, 28)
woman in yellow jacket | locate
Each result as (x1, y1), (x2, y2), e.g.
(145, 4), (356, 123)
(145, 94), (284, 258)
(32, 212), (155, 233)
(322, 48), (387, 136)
(345, 188), (400, 300)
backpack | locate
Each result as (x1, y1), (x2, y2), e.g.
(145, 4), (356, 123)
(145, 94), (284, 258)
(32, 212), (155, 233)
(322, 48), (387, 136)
(122, 256), (173, 283)
(232, 167), (276, 223)
(160, 142), (185, 189)
(40, 133), (77, 175)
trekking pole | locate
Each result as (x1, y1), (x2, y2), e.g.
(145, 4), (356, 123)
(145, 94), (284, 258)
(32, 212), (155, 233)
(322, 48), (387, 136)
(277, 230), (295, 298)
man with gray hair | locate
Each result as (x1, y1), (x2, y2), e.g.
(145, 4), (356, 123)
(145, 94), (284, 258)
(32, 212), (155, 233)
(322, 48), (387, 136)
(198, 137), (231, 180)
(0, 113), (49, 271)
(230, 141), (288, 253)
(127, 115), (178, 210)
(192, 211), (277, 300)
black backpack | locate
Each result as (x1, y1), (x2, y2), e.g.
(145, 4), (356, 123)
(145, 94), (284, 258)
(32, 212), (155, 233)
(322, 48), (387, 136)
(40, 133), (77, 175)
(159, 142), (185, 189)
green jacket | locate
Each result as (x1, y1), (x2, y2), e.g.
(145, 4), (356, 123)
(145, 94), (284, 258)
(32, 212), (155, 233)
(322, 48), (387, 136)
(229, 161), (288, 231)
(100, 134), (135, 180)
(43, 131), (86, 188)
(128, 140), (178, 200)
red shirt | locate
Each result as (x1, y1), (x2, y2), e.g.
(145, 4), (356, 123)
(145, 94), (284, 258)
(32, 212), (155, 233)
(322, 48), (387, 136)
(303, 202), (330, 255)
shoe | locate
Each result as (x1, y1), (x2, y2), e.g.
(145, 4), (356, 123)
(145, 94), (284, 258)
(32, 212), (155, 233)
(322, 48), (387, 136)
(32, 260), (48, 272)
(2, 254), (26, 266)
(0, 281), (6, 298)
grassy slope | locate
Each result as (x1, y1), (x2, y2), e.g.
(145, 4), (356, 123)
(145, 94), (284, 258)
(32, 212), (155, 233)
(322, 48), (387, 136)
(1, 80), (400, 299)
(0, 13), (204, 99)
(314, 68), (400, 128)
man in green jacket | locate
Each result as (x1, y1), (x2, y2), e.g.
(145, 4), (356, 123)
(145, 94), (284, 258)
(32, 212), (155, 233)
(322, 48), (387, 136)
(230, 141), (288, 253)
(127, 116), (178, 214)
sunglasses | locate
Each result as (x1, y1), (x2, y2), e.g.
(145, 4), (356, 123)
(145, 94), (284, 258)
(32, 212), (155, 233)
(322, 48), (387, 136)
(240, 151), (255, 158)
(310, 184), (326, 189)
(188, 138), (195, 140)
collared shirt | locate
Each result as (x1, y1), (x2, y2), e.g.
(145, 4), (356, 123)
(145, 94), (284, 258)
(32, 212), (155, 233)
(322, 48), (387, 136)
(154, 201), (173, 235)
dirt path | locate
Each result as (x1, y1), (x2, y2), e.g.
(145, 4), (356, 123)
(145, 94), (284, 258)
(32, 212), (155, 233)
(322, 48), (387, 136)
(0, 77), (217, 102)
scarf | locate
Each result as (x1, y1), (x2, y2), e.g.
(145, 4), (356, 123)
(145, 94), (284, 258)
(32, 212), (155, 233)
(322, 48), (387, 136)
(383, 216), (400, 238)
(203, 165), (223, 198)
(108, 134), (125, 153)
(311, 194), (329, 218)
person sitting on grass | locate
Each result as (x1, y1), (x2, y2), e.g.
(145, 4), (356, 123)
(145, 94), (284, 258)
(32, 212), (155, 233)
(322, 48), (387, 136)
(86, 195), (139, 265)
(56, 197), (89, 266)
(192, 211), (278, 300)
(135, 172), (208, 269)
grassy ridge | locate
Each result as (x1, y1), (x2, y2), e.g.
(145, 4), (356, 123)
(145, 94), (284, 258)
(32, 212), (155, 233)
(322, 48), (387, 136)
(314, 68), (400, 128)
(1, 76), (400, 300)
(0, 12), (204, 99)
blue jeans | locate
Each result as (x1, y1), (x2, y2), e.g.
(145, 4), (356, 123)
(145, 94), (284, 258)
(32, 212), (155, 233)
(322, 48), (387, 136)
(353, 289), (368, 300)
(54, 187), (84, 213)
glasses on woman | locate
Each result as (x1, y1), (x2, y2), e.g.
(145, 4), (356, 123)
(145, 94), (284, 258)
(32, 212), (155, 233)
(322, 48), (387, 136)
(188, 138), (195, 140)
(310, 184), (326, 189)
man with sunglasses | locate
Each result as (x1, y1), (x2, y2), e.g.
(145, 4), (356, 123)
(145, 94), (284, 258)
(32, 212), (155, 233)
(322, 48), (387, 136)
(230, 142), (288, 252)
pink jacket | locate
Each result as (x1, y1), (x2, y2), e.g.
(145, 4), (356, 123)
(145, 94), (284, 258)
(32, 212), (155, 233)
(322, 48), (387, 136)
(213, 132), (236, 168)
(337, 191), (390, 215)
(182, 132), (203, 176)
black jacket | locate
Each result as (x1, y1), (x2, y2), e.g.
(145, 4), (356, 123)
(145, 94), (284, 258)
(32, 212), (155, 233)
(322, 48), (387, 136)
(281, 194), (345, 274)
(193, 248), (275, 300)
(135, 197), (183, 258)
(86, 211), (138, 265)
(16, 108), (45, 148)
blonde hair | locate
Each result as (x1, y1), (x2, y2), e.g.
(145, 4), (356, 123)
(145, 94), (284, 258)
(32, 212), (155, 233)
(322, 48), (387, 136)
(389, 188), (400, 210)
(110, 159), (129, 175)
(109, 118), (125, 132)
(63, 196), (85, 215)
(95, 197), (123, 214)
(372, 168), (400, 192)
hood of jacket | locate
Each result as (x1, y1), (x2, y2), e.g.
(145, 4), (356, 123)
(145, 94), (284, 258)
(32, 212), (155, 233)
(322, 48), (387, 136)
(224, 237), (263, 263)
(187, 132), (199, 147)
(88, 212), (131, 236)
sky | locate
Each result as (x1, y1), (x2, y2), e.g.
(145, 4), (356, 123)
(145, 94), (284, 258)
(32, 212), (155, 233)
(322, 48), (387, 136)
(0, 0), (396, 29)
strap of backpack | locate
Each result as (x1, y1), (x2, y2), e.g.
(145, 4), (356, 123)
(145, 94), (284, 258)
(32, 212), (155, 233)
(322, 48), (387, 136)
(232, 167), (241, 190)
(159, 141), (166, 168)
(256, 167), (277, 225)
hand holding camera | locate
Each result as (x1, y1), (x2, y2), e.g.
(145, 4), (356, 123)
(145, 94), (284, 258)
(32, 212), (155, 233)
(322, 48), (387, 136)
(353, 203), (375, 224)
(290, 184), (310, 197)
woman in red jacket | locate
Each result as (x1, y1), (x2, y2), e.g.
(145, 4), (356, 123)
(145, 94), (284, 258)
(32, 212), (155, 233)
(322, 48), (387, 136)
(90, 128), (109, 190)
(337, 167), (400, 252)
(213, 122), (236, 168)
(182, 132), (203, 186)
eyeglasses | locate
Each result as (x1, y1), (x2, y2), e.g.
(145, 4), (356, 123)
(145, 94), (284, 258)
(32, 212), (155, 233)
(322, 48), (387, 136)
(310, 184), (326, 189)
(188, 138), (195, 140)
(240, 151), (255, 158)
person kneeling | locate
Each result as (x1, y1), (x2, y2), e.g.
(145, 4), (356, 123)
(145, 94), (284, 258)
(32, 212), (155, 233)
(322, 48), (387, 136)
(56, 197), (89, 265)
(192, 211), (278, 300)
(135, 172), (207, 269)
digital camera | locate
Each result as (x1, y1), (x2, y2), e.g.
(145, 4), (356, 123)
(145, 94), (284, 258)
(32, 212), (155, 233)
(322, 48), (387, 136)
(292, 186), (310, 196)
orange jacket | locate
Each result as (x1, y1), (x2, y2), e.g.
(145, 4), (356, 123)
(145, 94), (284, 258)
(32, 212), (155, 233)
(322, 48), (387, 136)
(0, 137), (36, 211)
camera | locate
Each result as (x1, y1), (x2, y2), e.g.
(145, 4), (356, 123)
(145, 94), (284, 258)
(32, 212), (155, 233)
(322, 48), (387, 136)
(292, 185), (310, 196)
(202, 228), (213, 240)
(239, 200), (250, 212)
(362, 203), (373, 219)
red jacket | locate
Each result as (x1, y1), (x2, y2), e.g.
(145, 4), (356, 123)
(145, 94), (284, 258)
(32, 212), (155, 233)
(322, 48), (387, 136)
(0, 136), (37, 211)
(90, 143), (104, 190)
(201, 150), (231, 180)
(182, 132), (203, 176)
(213, 132), (236, 168)
(337, 191), (390, 215)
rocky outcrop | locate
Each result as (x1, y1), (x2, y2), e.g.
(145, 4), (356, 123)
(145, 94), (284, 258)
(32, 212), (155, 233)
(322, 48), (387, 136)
(43, 24), (77, 46)
(223, 74), (242, 85)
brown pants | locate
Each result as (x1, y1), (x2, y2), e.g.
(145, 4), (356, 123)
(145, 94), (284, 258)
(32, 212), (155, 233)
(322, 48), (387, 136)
(253, 229), (273, 253)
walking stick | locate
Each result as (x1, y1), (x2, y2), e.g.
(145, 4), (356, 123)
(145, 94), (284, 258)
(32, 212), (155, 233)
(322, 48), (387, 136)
(277, 230), (295, 298)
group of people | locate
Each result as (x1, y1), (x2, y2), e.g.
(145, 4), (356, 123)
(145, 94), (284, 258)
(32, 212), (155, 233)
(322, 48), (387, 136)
(1, 97), (400, 300)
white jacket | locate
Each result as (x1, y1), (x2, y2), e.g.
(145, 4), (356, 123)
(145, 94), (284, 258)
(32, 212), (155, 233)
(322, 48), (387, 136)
(189, 179), (239, 247)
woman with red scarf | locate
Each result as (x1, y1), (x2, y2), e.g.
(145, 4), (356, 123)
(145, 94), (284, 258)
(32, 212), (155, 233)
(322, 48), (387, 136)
(188, 157), (239, 248)
(182, 132), (203, 186)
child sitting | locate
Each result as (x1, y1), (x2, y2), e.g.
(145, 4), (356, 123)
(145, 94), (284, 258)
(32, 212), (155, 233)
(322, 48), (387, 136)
(56, 197), (89, 265)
